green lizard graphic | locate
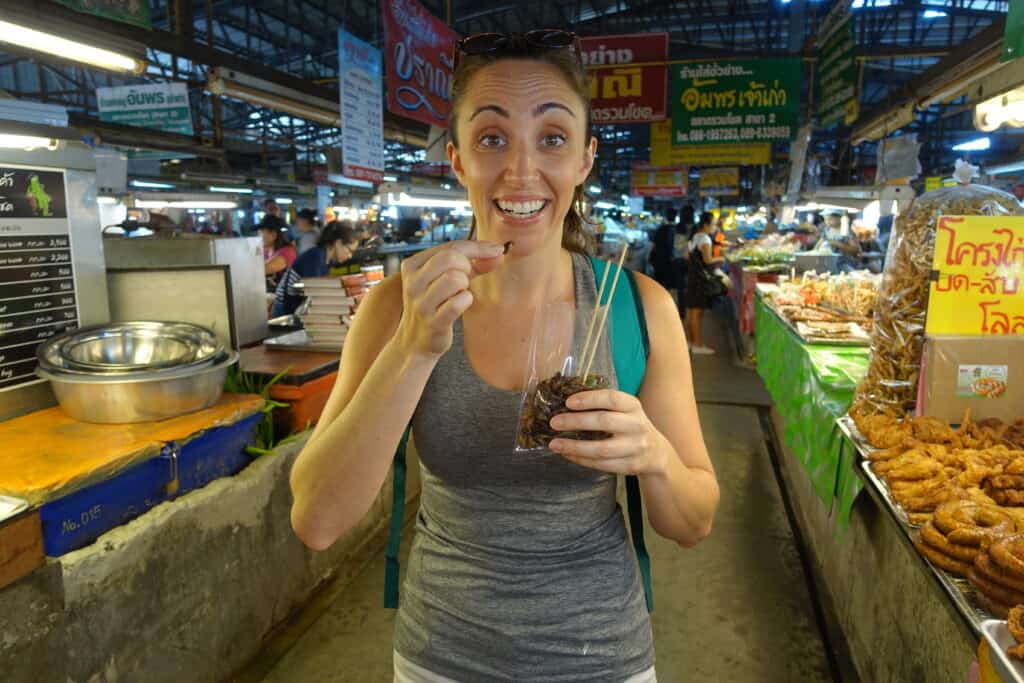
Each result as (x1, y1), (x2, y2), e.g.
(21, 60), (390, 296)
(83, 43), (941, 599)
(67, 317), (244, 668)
(26, 175), (52, 217)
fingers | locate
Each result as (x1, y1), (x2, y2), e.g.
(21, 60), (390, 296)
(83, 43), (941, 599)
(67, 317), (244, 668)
(548, 410), (642, 435)
(435, 289), (474, 328)
(549, 435), (648, 458)
(403, 240), (504, 277)
(565, 390), (641, 413)
(419, 268), (471, 315)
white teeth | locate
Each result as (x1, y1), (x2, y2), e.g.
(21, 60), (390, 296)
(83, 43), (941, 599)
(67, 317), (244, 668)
(497, 200), (545, 215)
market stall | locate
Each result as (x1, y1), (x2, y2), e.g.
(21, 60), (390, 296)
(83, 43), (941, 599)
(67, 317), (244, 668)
(756, 172), (1024, 680)
(0, 145), (412, 682)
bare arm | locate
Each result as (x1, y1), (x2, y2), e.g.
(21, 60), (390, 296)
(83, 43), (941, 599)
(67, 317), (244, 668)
(546, 275), (719, 547)
(289, 277), (431, 550)
(290, 241), (506, 550)
(634, 276), (719, 546)
(265, 255), (288, 275)
(699, 241), (725, 265)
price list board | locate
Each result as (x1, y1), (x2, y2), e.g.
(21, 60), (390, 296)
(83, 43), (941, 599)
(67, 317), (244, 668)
(0, 166), (79, 391)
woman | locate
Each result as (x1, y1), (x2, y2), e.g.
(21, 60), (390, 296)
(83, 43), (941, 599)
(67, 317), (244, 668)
(260, 215), (296, 290)
(685, 212), (725, 355)
(648, 207), (678, 295)
(272, 220), (360, 317)
(289, 30), (718, 682)
(294, 208), (321, 256)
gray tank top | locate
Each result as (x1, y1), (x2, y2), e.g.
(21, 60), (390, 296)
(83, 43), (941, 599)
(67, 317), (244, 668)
(395, 252), (655, 681)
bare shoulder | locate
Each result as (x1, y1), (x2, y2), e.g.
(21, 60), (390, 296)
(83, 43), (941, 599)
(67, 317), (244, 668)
(632, 272), (679, 324)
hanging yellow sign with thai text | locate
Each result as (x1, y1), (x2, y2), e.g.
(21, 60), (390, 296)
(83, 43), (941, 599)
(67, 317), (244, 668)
(926, 216), (1024, 335)
(649, 120), (770, 166)
(699, 167), (740, 196)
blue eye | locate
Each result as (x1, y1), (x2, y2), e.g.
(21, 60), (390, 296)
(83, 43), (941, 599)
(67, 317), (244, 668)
(543, 134), (567, 147)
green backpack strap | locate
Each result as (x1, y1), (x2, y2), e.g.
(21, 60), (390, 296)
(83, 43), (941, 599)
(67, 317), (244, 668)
(589, 256), (653, 613)
(384, 425), (411, 609)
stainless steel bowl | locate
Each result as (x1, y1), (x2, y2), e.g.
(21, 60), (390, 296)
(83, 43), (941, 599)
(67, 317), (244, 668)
(38, 322), (223, 375)
(37, 351), (239, 424)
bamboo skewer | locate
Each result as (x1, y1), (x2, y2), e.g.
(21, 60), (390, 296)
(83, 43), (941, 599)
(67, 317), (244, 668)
(581, 246), (629, 380)
(578, 251), (613, 379)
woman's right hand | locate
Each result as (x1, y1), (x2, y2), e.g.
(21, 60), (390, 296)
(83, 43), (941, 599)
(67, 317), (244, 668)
(395, 241), (506, 358)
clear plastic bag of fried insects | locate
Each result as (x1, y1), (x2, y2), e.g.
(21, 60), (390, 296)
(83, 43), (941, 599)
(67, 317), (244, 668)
(851, 163), (1023, 418)
(514, 299), (615, 453)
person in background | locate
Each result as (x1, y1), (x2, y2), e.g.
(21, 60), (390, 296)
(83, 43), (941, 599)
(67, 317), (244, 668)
(264, 198), (282, 220)
(260, 214), (296, 290)
(672, 205), (695, 313)
(648, 207), (678, 298)
(711, 214), (729, 261)
(685, 212), (725, 355)
(763, 211), (779, 235)
(272, 220), (361, 317)
(295, 208), (321, 256)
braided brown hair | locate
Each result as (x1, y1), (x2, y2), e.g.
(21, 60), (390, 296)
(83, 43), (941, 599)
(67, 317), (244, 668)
(449, 43), (597, 255)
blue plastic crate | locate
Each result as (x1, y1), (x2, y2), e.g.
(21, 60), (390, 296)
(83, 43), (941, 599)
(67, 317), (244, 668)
(39, 412), (261, 557)
(39, 453), (170, 556)
(171, 412), (261, 496)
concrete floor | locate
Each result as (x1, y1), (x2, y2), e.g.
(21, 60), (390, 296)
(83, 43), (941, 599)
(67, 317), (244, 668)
(252, 312), (838, 682)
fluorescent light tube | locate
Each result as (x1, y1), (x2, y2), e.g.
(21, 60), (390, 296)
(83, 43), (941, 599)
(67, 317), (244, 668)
(208, 186), (253, 194)
(0, 134), (58, 150)
(131, 180), (176, 189)
(0, 20), (144, 73)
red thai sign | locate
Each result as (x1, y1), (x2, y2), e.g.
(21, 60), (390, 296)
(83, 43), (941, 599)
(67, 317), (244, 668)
(382, 0), (459, 129)
(579, 33), (669, 125)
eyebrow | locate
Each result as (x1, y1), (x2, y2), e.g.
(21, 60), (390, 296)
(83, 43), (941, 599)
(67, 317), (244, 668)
(468, 102), (576, 121)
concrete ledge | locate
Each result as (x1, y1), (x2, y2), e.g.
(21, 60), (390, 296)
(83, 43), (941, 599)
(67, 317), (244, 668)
(769, 408), (976, 681)
(0, 435), (417, 683)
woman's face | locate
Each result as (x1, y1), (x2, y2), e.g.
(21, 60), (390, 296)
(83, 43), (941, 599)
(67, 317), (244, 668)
(296, 218), (313, 233)
(260, 228), (276, 248)
(448, 59), (596, 256)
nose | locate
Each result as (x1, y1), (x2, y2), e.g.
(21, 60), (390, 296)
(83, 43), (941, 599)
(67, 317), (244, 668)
(503, 137), (539, 185)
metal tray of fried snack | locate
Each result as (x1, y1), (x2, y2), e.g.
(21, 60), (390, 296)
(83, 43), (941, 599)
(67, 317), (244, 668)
(859, 460), (919, 530)
(982, 619), (1024, 683)
(837, 415), (876, 458)
(782, 314), (872, 347)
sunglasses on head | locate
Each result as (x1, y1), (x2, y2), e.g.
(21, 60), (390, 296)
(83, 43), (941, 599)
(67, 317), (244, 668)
(455, 29), (577, 67)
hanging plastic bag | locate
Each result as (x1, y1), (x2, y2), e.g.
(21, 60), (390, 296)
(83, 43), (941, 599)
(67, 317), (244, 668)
(852, 161), (1023, 417)
(514, 296), (615, 453)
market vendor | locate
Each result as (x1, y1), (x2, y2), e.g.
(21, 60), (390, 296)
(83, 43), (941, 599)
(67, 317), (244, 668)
(260, 215), (297, 291)
(271, 220), (360, 317)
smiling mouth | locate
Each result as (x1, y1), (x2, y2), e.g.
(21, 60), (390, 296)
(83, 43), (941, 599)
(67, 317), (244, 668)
(494, 199), (549, 219)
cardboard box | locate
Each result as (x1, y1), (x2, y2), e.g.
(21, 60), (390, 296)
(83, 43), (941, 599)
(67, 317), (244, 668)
(0, 509), (44, 590)
(918, 336), (1024, 423)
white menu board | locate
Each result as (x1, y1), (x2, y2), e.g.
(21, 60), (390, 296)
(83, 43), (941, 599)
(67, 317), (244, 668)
(338, 28), (385, 184)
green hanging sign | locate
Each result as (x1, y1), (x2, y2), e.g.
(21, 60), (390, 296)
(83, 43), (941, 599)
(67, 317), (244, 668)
(816, 1), (859, 127)
(1004, 0), (1024, 62)
(670, 58), (802, 145)
(55, 0), (152, 29)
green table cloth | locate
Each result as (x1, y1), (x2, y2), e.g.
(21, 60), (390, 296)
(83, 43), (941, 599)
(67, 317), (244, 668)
(755, 295), (870, 527)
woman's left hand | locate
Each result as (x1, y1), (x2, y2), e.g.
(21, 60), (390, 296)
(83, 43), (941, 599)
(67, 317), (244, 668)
(547, 390), (667, 476)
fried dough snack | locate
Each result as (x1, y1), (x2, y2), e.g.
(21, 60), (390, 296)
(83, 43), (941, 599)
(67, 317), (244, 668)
(914, 535), (973, 575)
(921, 521), (979, 562)
(932, 501), (1014, 547)
(975, 553), (1024, 593)
(851, 184), (1023, 417)
(990, 535), (1024, 578)
(1007, 605), (1024, 660)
